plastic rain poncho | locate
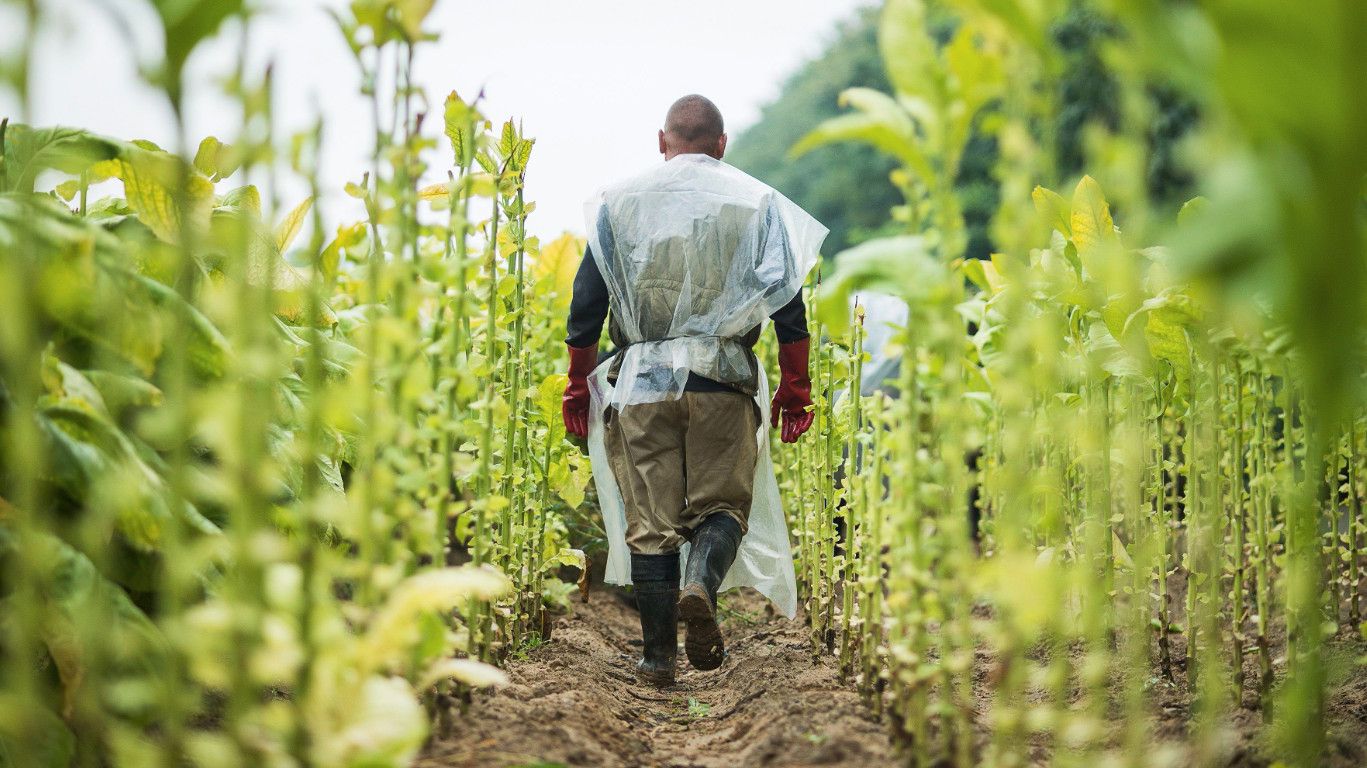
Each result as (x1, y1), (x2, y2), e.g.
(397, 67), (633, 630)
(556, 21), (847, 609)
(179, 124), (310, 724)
(583, 155), (827, 618)
(858, 292), (910, 395)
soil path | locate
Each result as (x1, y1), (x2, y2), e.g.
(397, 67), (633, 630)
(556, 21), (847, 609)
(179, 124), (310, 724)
(418, 588), (898, 768)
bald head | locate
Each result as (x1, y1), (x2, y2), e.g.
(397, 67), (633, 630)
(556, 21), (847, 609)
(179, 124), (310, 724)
(659, 94), (727, 160)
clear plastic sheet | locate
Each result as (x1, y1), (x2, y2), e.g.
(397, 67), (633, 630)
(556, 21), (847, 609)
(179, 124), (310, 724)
(584, 155), (827, 408)
(857, 292), (909, 395)
(581, 155), (827, 616)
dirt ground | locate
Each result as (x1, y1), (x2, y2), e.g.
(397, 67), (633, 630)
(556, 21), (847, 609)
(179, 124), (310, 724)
(417, 588), (898, 768)
(417, 583), (1367, 768)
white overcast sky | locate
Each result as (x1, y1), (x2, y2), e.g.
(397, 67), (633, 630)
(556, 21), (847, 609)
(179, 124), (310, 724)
(4, 0), (875, 238)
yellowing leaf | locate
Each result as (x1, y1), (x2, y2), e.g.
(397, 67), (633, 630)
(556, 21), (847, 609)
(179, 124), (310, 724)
(55, 180), (81, 202)
(537, 373), (568, 430)
(417, 182), (452, 201)
(321, 222), (366, 281)
(274, 196), (313, 253)
(531, 232), (585, 310)
(361, 566), (512, 668)
(1112, 532), (1134, 570)
(394, 0), (435, 40)
(1069, 175), (1116, 256)
(112, 149), (214, 243)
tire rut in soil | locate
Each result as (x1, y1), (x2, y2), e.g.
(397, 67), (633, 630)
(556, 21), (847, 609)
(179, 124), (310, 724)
(417, 588), (897, 768)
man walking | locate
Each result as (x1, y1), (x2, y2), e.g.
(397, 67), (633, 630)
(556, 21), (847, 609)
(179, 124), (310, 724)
(561, 95), (827, 686)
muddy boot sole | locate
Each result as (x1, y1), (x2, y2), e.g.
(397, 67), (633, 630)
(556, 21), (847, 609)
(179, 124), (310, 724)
(635, 660), (675, 687)
(678, 584), (725, 671)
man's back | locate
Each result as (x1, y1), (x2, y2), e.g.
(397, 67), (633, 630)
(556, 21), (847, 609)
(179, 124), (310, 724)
(587, 155), (789, 345)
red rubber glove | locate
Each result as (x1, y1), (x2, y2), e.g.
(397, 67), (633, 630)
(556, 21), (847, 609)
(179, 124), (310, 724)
(562, 343), (598, 439)
(771, 338), (814, 443)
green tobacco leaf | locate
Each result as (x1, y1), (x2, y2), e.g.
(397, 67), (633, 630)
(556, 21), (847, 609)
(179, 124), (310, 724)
(444, 91), (484, 167)
(349, 0), (435, 45)
(320, 222), (367, 281)
(0, 523), (169, 722)
(192, 136), (220, 177)
(514, 136), (535, 172)
(0, 703), (74, 768)
(1, 124), (123, 194)
(542, 546), (586, 573)
(150, 0), (245, 94)
(192, 136), (241, 182)
(878, 0), (939, 102)
(537, 374), (568, 435)
(961, 258), (991, 292)
(1084, 321), (1142, 381)
(209, 203), (337, 326)
(497, 120), (518, 162)
(1032, 185), (1072, 238)
(219, 184), (262, 215)
(1176, 196), (1207, 226)
(36, 401), (220, 550)
(816, 235), (948, 335)
(81, 370), (164, 415)
(1125, 291), (1203, 388)
(944, 23), (1004, 115)
(0, 196), (167, 374)
(554, 462), (586, 510)
(790, 105), (932, 185)
(42, 354), (111, 418)
(129, 269), (232, 378)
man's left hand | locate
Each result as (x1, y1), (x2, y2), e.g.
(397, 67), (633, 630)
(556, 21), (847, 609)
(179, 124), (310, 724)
(771, 405), (814, 443)
(771, 338), (814, 443)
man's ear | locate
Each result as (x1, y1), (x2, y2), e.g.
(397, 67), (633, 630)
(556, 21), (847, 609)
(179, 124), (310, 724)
(715, 133), (728, 160)
(659, 130), (668, 157)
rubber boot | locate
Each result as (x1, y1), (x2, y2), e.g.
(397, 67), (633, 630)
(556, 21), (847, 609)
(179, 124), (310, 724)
(678, 514), (742, 671)
(630, 552), (679, 686)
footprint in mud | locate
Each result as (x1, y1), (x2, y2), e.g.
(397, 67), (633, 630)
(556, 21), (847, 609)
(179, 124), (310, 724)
(416, 588), (898, 768)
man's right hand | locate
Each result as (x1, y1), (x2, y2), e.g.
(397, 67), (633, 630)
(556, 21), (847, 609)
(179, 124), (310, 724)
(562, 343), (598, 439)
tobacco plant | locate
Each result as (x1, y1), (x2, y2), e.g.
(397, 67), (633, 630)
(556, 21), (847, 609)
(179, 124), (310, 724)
(779, 1), (1367, 766)
(0, 1), (586, 765)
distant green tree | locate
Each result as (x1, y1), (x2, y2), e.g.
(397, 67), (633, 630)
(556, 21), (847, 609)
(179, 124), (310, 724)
(727, 9), (1000, 260)
(730, 2), (1197, 260)
(726, 10), (902, 258)
(1053, 3), (1197, 206)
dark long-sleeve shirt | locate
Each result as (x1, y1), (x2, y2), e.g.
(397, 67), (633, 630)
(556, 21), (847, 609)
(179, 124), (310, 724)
(565, 247), (809, 392)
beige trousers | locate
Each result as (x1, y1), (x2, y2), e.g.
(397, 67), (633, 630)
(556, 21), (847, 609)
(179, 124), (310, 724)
(604, 391), (760, 555)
